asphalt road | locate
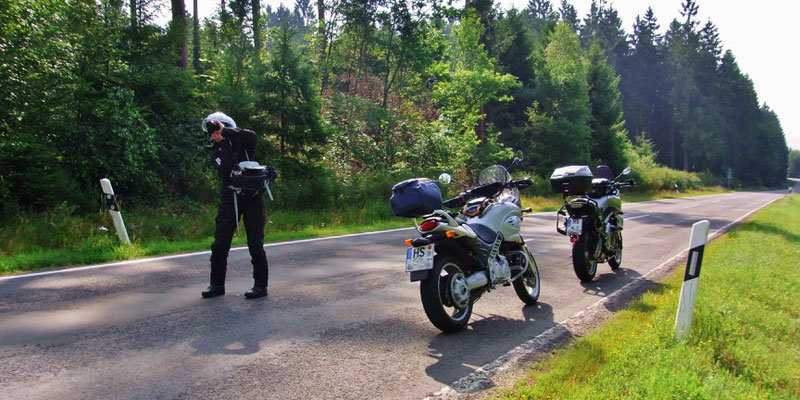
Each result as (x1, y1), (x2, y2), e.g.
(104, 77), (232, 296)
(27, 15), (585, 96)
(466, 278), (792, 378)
(0, 190), (788, 399)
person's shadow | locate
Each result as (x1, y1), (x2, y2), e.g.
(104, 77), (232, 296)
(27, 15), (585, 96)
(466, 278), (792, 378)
(188, 299), (262, 356)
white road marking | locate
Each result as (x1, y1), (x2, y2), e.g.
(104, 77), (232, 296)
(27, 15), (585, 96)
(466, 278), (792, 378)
(625, 214), (650, 221)
(0, 209), (559, 282)
(680, 204), (699, 209)
(0, 227), (415, 282)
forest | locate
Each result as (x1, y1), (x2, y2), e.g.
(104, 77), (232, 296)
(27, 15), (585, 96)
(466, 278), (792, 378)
(0, 0), (790, 218)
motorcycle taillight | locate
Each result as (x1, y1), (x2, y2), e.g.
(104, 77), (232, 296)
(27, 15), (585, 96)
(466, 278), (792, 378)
(419, 219), (439, 232)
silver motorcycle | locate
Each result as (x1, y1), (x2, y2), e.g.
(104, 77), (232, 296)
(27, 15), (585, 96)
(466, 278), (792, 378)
(400, 158), (541, 333)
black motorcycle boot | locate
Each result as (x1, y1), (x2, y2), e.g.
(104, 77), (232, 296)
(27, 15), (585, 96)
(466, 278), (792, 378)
(202, 285), (226, 298)
(244, 286), (267, 299)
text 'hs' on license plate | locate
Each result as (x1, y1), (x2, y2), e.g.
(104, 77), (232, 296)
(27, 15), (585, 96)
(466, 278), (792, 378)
(405, 245), (434, 272)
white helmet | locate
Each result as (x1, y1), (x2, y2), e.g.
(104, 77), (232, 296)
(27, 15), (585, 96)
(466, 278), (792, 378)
(201, 111), (237, 132)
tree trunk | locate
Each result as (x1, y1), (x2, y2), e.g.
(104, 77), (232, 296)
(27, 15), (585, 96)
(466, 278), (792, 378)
(192, 0), (201, 71)
(670, 109), (676, 169)
(683, 146), (689, 171)
(130, 0), (137, 32)
(252, 0), (262, 57)
(318, 0), (327, 93)
(171, 0), (189, 69)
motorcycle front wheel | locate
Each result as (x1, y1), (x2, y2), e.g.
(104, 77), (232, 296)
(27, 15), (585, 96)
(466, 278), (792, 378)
(572, 234), (598, 282)
(512, 248), (540, 305)
(420, 255), (473, 333)
(608, 229), (623, 270)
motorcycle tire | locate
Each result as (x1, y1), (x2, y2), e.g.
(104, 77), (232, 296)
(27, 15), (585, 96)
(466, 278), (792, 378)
(420, 254), (473, 333)
(608, 231), (623, 270)
(512, 248), (540, 305)
(572, 234), (598, 282)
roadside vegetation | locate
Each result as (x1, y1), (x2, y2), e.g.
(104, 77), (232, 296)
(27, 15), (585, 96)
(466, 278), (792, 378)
(0, 179), (772, 275)
(497, 194), (800, 399)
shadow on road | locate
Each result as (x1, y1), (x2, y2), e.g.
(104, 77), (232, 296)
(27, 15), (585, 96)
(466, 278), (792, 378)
(423, 262), (674, 392)
(188, 301), (262, 356)
(579, 267), (643, 298)
(423, 302), (556, 388)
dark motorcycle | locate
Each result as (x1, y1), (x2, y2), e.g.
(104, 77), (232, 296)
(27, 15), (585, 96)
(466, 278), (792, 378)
(550, 165), (635, 282)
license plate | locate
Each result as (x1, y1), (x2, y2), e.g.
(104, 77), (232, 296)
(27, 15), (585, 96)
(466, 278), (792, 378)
(566, 218), (583, 236)
(405, 245), (435, 272)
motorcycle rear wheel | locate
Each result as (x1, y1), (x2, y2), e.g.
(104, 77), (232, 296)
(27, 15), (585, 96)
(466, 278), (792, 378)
(420, 255), (473, 333)
(572, 234), (598, 282)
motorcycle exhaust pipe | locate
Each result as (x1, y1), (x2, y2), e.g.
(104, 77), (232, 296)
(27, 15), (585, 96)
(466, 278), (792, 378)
(465, 271), (489, 289)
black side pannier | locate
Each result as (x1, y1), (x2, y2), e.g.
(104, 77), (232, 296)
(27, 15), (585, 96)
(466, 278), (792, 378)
(390, 178), (443, 218)
(229, 163), (278, 197)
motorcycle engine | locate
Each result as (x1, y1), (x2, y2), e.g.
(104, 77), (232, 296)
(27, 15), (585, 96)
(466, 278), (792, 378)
(488, 254), (511, 283)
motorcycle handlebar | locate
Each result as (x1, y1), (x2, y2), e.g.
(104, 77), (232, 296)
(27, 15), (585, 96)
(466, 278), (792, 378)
(617, 179), (635, 188)
(442, 181), (506, 208)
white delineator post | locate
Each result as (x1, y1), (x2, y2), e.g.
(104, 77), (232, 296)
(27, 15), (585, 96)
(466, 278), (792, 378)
(99, 178), (131, 245)
(674, 220), (710, 340)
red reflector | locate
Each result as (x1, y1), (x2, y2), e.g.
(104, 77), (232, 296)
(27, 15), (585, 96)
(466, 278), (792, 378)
(570, 237), (579, 243)
(420, 220), (438, 232)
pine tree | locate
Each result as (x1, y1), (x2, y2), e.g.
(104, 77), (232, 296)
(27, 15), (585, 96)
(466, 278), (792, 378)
(558, 0), (579, 32)
(620, 7), (669, 159)
(580, 0), (627, 67)
(527, 22), (591, 175)
(716, 50), (762, 184)
(586, 43), (629, 173)
(252, 20), (326, 160)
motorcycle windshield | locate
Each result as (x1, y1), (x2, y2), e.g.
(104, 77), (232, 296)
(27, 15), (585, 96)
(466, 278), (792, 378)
(478, 165), (510, 185)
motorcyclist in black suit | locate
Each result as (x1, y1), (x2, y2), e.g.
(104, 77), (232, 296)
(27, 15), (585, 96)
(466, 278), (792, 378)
(201, 112), (268, 299)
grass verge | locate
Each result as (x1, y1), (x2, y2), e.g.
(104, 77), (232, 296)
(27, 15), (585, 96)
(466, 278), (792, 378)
(497, 194), (800, 399)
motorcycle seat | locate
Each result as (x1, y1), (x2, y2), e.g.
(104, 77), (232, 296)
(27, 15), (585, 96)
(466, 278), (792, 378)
(468, 223), (498, 244)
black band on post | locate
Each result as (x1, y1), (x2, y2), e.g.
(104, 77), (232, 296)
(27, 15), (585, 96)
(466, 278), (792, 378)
(683, 244), (705, 281)
(105, 194), (120, 212)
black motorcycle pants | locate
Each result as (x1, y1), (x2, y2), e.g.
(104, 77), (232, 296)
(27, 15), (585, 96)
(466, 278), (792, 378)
(209, 189), (268, 288)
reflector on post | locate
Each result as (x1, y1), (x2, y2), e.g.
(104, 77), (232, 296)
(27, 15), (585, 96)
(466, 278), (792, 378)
(100, 178), (131, 245)
(674, 220), (710, 340)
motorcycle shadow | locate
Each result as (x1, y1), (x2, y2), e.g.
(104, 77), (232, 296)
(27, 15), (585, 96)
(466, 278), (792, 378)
(581, 268), (673, 314)
(579, 267), (643, 298)
(424, 302), (557, 390)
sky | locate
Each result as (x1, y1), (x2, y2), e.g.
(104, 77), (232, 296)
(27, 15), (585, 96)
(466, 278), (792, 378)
(187, 0), (800, 150)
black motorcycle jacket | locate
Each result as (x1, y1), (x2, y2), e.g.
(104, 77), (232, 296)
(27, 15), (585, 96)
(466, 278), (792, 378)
(210, 127), (257, 187)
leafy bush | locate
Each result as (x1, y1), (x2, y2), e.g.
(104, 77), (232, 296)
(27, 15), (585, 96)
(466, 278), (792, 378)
(625, 136), (702, 191)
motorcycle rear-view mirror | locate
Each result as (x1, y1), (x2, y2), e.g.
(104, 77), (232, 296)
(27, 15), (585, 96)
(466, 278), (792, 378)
(514, 150), (524, 162)
(622, 167), (631, 175)
(438, 173), (452, 185)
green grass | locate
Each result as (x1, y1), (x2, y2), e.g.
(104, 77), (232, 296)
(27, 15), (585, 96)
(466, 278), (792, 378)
(497, 194), (800, 400)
